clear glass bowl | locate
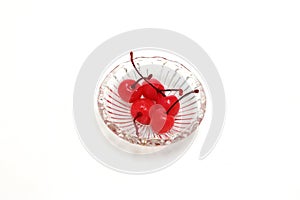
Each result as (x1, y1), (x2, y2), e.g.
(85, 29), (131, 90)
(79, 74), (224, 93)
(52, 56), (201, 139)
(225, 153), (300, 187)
(95, 49), (206, 149)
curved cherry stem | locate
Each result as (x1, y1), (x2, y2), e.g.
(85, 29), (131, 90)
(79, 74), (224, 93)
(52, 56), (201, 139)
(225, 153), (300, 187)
(130, 52), (166, 97)
(133, 112), (142, 136)
(166, 89), (199, 114)
(130, 74), (153, 89)
(161, 89), (183, 96)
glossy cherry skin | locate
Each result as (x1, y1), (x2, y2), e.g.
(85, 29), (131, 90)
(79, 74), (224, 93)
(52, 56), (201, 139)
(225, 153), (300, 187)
(129, 87), (144, 103)
(149, 104), (174, 134)
(131, 99), (154, 125)
(118, 79), (142, 103)
(156, 95), (180, 116)
(141, 79), (164, 101)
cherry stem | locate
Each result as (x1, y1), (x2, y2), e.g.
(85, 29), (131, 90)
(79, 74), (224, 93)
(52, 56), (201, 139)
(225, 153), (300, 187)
(130, 52), (166, 97)
(160, 89), (183, 96)
(166, 89), (199, 114)
(130, 74), (153, 89)
(133, 112), (142, 136)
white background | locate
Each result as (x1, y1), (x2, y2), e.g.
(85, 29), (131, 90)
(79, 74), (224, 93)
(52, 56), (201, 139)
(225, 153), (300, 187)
(1, 0), (300, 199)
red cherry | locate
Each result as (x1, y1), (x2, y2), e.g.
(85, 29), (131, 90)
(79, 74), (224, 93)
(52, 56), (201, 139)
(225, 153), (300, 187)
(131, 99), (154, 125)
(118, 74), (152, 103)
(141, 79), (165, 101)
(149, 104), (175, 134)
(129, 87), (143, 103)
(141, 79), (184, 101)
(162, 89), (200, 117)
(118, 79), (142, 102)
(150, 90), (200, 133)
(156, 95), (180, 116)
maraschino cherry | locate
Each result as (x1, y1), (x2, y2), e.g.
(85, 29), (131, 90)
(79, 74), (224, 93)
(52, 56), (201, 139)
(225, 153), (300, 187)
(131, 99), (154, 125)
(156, 95), (180, 116)
(141, 79), (184, 101)
(140, 79), (165, 101)
(149, 89), (199, 134)
(118, 74), (152, 103)
(149, 104), (175, 134)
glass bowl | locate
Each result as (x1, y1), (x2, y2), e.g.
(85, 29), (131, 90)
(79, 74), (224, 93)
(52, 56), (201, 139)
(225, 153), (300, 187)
(95, 48), (206, 152)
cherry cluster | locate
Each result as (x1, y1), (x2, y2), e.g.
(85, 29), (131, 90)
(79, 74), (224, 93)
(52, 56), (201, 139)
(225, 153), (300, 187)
(117, 52), (199, 135)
